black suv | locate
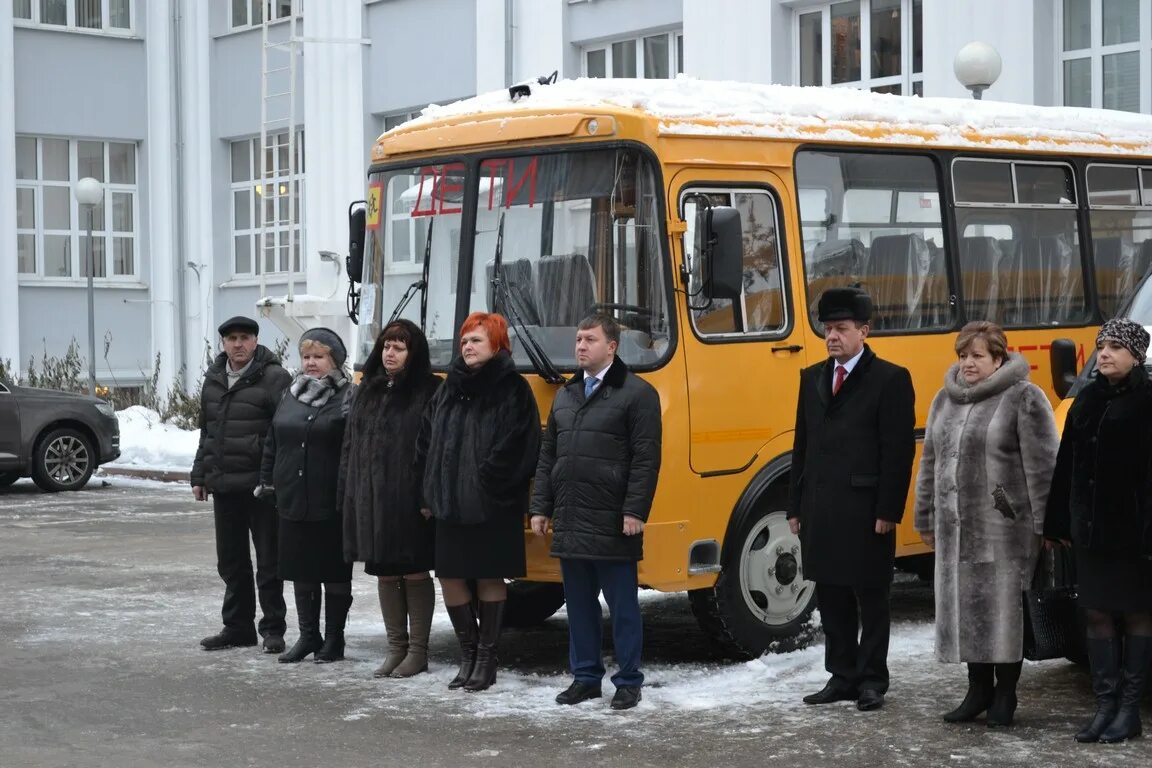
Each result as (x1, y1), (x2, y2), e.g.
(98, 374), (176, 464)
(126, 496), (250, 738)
(0, 380), (121, 492)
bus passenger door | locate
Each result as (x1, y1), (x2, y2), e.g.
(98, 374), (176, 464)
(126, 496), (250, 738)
(677, 176), (808, 475)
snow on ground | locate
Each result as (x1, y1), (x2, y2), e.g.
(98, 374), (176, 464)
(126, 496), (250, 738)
(107, 406), (199, 474)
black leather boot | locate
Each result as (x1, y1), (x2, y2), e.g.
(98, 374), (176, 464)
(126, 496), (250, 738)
(445, 602), (478, 690)
(1099, 635), (1152, 743)
(464, 600), (505, 692)
(986, 661), (1022, 727)
(942, 663), (995, 722)
(1075, 638), (1121, 743)
(278, 584), (323, 663)
(314, 590), (353, 663)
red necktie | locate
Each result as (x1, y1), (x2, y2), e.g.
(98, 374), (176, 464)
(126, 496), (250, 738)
(833, 364), (847, 396)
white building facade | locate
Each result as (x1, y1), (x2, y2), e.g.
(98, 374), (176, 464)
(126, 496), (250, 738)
(0, 0), (1139, 390)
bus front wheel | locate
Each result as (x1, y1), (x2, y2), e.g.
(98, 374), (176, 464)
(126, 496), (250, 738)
(689, 497), (817, 659)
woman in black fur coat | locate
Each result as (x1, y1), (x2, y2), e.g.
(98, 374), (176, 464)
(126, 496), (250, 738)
(418, 312), (541, 692)
(340, 320), (441, 678)
(1046, 318), (1152, 743)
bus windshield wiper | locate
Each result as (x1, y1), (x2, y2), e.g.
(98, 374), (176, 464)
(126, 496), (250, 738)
(387, 218), (434, 327)
(490, 211), (564, 384)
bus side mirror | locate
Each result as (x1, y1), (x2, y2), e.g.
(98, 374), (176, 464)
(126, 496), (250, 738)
(705, 206), (743, 301)
(1051, 338), (1078, 399)
(347, 202), (366, 284)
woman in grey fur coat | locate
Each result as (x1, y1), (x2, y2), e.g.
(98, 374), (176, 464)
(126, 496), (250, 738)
(914, 321), (1058, 727)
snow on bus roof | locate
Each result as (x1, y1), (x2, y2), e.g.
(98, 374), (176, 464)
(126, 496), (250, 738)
(410, 76), (1152, 156)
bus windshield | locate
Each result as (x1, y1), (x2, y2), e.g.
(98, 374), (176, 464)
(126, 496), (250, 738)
(362, 147), (672, 370)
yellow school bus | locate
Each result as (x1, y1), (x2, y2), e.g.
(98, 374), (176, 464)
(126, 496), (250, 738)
(346, 78), (1152, 658)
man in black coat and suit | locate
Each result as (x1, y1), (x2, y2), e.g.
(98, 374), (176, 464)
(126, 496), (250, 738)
(788, 287), (915, 711)
(191, 316), (292, 652)
(530, 314), (662, 711)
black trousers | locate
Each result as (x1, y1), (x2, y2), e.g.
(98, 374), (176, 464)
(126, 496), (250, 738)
(817, 582), (891, 694)
(213, 492), (285, 638)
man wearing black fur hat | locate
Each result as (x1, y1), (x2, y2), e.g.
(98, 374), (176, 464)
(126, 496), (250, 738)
(192, 316), (292, 652)
(788, 287), (915, 711)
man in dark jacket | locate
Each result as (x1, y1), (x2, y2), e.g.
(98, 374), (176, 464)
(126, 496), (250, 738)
(191, 316), (292, 652)
(530, 314), (662, 711)
(788, 288), (915, 712)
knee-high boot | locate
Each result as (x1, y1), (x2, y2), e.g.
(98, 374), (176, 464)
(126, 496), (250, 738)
(942, 663), (995, 722)
(986, 661), (1022, 727)
(392, 578), (434, 678)
(445, 602), (478, 689)
(314, 589), (353, 663)
(1076, 637), (1121, 742)
(1099, 636), (1152, 743)
(374, 580), (408, 678)
(464, 600), (505, 692)
(278, 583), (323, 663)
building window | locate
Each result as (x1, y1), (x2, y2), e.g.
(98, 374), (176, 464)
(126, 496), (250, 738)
(1060, 0), (1145, 112)
(583, 31), (683, 79)
(230, 131), (305, 276)
(15, 136), (139, 280)
(383, 111), (420, 133)
(13, 0), (132, 33)
(796, 0), (923, 96)
(231, 0), (297, 29)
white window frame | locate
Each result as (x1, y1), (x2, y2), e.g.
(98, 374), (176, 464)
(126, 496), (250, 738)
(229, 0), (299, 30)
(229, 131), (306, 278)
(15, 136), (140, 284)
(581, 30), (684, 79)
(1058, 0), (1150, 112)
(792, 0), (923, 96)
(13, 0), (135, 35)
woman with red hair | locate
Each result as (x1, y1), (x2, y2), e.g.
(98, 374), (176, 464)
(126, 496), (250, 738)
(417, 312), (540, 691)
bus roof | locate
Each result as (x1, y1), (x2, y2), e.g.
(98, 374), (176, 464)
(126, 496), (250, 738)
(378, 77), (1152, 159)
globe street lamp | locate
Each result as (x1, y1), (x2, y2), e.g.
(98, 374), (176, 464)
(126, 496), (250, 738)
(74, 177), (103, 396)
(953, 41), (1003, 100)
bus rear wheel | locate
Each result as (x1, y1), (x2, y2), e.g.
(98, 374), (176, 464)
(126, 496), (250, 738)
(502, 581), (566, 628)
(689, 497), (817, 659)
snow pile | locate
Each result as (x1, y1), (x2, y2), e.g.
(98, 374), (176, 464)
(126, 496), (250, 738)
(407, 76), (1152, 156)
(108, 406), (199, 473)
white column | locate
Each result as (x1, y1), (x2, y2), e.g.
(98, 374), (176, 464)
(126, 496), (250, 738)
(475, 0), (506, 94)
(146, 0), (178, 398)
(513, 0), (565, 82)
(178, 0), (213, 382)
(0, 2), (21, 370)
(300, 2), (365, 343)
(921, 1), (1037, 102)
(684, 0), (778, 83)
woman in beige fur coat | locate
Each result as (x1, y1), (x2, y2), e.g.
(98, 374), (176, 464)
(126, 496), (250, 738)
(914, 321), (1058, 728)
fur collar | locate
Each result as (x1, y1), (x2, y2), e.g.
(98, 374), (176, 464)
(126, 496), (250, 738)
(445, 350), (517, 397)
(570, 356), (629, 389)
(943, 353), (1030, 404)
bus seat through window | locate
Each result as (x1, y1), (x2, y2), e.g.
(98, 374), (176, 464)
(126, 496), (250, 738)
(538, 253), (597, 326)
(487, 258), (543, 326)
(960, 237), (1003, 324)
(863, 233), (932, 330)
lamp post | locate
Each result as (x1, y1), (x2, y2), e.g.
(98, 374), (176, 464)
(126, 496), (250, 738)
(74, 177), (103, 396)
(953, 42), (1003, 100)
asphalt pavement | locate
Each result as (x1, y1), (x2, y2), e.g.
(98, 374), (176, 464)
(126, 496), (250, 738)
(1, 478), (1149, 768)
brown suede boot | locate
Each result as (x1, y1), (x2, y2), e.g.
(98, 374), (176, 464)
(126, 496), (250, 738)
(391, 578), (434, 677)
(373, 579), (408, 678)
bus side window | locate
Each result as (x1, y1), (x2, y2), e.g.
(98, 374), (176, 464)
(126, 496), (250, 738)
(681, 188), (789, 338)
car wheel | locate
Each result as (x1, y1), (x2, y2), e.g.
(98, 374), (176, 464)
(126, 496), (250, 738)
(0, 471), (20, 488)
(689, 490), (818, 659)
(31, 428), (96, 492)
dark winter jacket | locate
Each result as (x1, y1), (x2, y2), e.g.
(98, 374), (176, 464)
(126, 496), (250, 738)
(260, 373), (351, 522)
(1045, 366), (1152, 559)
(530, 357), (662, 561)
(191, 346), (291, 494)
(340, 370), (441, 567)
(417, 351), (541, 526)
(789, 345), (916, 586)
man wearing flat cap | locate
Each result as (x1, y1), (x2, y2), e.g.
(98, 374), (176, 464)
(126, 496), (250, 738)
(788, 287), (915, 711)
(192, 315), (292, 652)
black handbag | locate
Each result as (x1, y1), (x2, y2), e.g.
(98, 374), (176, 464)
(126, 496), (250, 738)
(1022, 547), (1079, 662)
